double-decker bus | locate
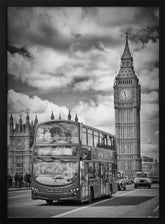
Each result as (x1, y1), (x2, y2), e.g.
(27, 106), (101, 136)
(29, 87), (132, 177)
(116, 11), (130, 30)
(31, 120), (118, 204)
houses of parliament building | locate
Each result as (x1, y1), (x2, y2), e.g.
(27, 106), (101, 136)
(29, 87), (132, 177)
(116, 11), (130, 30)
(8, 34), (142, 179)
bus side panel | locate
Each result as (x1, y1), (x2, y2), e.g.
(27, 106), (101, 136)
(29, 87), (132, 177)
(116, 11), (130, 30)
(92, 181), (101, 199)
(80, 161), (89, 202)
(105, 183), (111, 196)
(112, 181), (118, 194)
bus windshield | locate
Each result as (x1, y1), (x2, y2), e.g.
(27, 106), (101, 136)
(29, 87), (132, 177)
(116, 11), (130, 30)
(33, 159), (78, 186)
(35, 121), (79, 144)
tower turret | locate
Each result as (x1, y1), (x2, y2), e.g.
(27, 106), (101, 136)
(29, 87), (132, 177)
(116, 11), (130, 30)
(68, 109), (71, 120)
(26, 112), (30, 132)
(34, 115), (38, 126)
(59, 113), (61, 120)
(121, 31), (132, 60)
(120, 31), (134, 71)
(75, 113), (78, 122)
(19, 115), (23, 132)
(51, 111), (54, 120)
(26, 112), (30, 124)
(10, 113), (14, 133)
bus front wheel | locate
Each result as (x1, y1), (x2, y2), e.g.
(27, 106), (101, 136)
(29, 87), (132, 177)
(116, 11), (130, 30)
(46, 200), (53, 205)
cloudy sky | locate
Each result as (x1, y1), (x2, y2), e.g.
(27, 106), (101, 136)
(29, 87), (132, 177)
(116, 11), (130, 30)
(7, 7), (159, 161)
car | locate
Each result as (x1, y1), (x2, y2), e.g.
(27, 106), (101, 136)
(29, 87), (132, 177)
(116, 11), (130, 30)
(134, 172), (152, 188)
(117, 178), (126, 190)
(117, 171), (126, 190)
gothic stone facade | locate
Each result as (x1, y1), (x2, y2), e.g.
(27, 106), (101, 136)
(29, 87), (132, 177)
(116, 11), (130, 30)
(114, 33), (142, 179)
(8, 113), (38, 177)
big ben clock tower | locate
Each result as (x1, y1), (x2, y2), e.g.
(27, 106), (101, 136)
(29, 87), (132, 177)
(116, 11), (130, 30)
(114, 32), (142, 179)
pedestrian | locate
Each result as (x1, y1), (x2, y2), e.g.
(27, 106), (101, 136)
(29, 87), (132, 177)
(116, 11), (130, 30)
(8, 174), (13, 189)
(18, 174), (23, 188)
(27, 174), (31, 188)
(24, 173), (31, 188)
(14, 173), (19, 188)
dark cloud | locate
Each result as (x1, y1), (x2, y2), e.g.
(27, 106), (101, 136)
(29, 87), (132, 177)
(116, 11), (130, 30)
(74, 33), (82, 39)
(133, 8), (159, 27)
(73, 77), (90, 84)
(8, 7), (159, 54)
(102, 7), (158, 29)
(7, 43), (32, 58)
(8, 74), (37, 94)
(8, 7), (73, 52)
(124, 26), (159, 45)
(124, 8), (159, 44)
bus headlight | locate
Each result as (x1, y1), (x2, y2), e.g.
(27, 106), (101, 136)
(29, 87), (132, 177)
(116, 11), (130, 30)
(32, 187), (39, 193)
(70, 187), (79, 194)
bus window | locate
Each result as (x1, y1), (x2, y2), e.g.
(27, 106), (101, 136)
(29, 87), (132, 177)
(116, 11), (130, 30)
(105, 163), (109, 179)
(88, 129), (93, 146)
(97, 133), (101, 147)
(107, 136), (114, 149)
(112, 163), (117, 177)
(108, 164), (113, 179)
(99, 133), (106, 148)
(95, 162), (100, 178)
(82, 128), (87, 145)
(94, 131), (99, 147)
(101, 163), (106, 178)
(111, 137), (114, 146)
(88, 162), (94, 179)
(103, 135), (108, 148)
(108, 138), (111, 149)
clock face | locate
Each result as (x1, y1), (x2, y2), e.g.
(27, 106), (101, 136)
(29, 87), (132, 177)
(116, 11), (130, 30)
(119, 88), (132, 101)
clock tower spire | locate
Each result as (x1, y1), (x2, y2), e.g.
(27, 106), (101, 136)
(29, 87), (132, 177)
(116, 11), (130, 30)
(114, 32), (142, 180)
(121, 31), (132, 60)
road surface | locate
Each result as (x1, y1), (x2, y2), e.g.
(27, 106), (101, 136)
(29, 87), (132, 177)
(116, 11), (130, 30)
(8, 183), (159, 218)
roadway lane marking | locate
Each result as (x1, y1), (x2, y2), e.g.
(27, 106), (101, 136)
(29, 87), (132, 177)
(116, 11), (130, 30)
(8, 203), (25, 208)
(8, 201), (39, 208)
(154, 205), (159, 212)
(51, 189), (142, 218)
(8, 195), (29, 199)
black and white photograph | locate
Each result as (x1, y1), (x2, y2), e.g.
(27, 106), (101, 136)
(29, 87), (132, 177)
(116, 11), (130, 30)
(6, 5), (159, 219)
